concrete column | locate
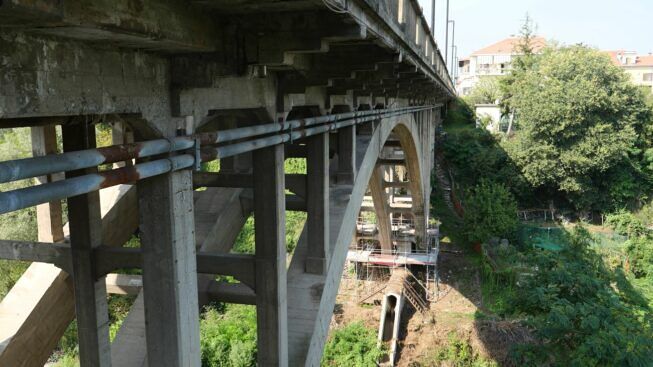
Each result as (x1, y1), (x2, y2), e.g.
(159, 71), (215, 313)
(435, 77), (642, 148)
(369, 166), (393, 253)
(62, 123), (112, 367)
(333, 105), (355, 184)
(139, 168), (201, 367)
(111, 122), (134, 168)
(31, 125), (64, 243)
(253, 144), (288, 366)
(306, 132), (329, 274)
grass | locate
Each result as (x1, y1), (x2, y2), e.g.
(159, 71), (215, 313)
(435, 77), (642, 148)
(411, 331), (497, 367)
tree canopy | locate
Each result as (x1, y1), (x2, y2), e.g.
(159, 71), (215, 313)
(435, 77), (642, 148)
(505, 45), (653, 212)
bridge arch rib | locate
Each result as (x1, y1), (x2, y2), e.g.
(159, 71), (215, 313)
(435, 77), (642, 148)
(287, 110), (430, 366)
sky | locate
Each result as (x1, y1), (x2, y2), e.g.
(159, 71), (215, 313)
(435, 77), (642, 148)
(418, 0), (653, 59)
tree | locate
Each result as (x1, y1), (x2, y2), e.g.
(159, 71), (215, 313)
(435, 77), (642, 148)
(505, 45), (653, 212)
(500, 14), (538, 116)
(464, 77), (502, 106)
(462, 180), (519, 244)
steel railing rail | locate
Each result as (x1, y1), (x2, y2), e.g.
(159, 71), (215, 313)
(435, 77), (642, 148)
(0, 107), (421, 184)
(0, 106), (435, 215)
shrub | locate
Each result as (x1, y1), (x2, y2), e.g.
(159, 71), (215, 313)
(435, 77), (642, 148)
(414, 332), (497, 367)
(625, 237), (653, 279)
(509, 227), (653, 366)
(463, 180), (519, 244)
(200, 304), (257, 367)
(321, 321), (385, 366)
(605, 210), (649, 238)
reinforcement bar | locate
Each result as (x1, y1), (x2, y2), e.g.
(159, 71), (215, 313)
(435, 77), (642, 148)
(0, 106), (434, 215)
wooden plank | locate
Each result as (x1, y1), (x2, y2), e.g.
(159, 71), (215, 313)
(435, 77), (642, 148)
(139, 168), (201, 367)
(30, 125), (64, 243)
(305, 132), (329, 274)
(62, 123), (112, 367)
(253, 144), (289, 366)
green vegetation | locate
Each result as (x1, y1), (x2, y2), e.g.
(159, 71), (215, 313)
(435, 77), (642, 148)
(504, 45), (653, 212)
(462, 180), (519, 244)
(508, 228), (653, 366)
(465, 77), (502, 106)
(200, 304), (257, 367)
(434, 16), (653, 366)
(321, 321), (385, 367)
(412, 332), (497, 367)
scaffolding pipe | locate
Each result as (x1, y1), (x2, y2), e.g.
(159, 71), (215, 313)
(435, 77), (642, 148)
(0, 107), (424, 184)
(200, 106), (427, 161)
(0, 155), (193, 215)
(0, 106), (432, 214)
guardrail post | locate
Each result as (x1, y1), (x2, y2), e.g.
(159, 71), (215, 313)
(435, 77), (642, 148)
(254, 144), (288, 366)
(138, 149), (201, 366)
(62, 123), (112, 367)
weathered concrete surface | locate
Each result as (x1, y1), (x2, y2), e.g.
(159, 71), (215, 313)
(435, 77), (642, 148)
(110, 187), (252, 366)
(0, 0), (217, 51)
(0, 31), (171, 131)
(0, 184), (137, 367)
(287, 113), (427, 366)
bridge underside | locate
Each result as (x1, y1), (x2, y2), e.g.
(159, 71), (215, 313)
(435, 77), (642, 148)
(0, 0), (453, 366)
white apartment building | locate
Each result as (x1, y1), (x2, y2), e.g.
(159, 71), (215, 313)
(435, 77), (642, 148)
(457, 37), (547, 96)
(607, 50), (653, 92)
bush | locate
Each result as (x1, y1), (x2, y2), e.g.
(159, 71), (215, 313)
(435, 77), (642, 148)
(625, 237), (653, 279)
(321, 321), (385, 366)
(200, 304), (257, 367)
(605, 210), (649, 238)
(412, 332), (497, 367)
(509, 227), (653, 366)
(463, 180), (519, 244)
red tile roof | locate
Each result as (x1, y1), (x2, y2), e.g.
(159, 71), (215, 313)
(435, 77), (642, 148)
(471, 37), (547, 56)
(605, 50), (653, 67)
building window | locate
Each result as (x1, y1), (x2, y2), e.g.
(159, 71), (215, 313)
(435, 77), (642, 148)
(643, 73), (653, 82)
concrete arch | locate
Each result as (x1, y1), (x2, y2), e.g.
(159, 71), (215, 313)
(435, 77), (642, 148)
(288, 111), (428, 366)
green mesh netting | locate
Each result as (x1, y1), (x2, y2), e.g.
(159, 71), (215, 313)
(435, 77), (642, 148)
(518, 225), (566, 251)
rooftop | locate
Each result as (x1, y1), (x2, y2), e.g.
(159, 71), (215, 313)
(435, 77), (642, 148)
(606, 50), (653, 67)
(471, 36), (547, 56)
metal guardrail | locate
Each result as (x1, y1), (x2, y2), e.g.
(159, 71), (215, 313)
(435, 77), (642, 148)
(0, 106), (436, 215)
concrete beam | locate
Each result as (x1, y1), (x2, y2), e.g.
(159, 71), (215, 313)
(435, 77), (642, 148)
(193, 172), (307, 198)
(253, 144), (289, 366)
(0, 0), (217, 52)
(62, 123), (112, 367)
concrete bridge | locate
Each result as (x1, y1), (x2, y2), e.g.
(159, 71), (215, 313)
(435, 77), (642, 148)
(0, 0), (454, 366)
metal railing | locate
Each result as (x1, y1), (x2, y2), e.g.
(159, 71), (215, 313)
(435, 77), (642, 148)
(0, 106), (436, 215)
